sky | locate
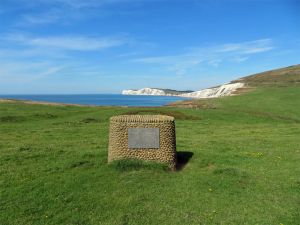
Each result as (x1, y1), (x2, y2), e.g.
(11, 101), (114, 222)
(0, 0), (299, 94)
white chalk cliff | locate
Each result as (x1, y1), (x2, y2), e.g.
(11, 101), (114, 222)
(122, 88), (167, 96)
(122, 83), (244, 99)
(180, 82), (244, 98)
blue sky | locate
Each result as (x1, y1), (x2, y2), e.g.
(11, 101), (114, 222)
(0, 0), (299, 94)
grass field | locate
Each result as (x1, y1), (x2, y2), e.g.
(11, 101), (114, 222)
(0, 86), (300, 225)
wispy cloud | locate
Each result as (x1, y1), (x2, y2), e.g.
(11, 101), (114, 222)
(40, 0), (161, 7)
(218, 39), (274, 54)
(0, 32), (129, 84)
(14, 0), (159, 26)
(133, 39), (274, 75)
(2, 33), (128, 51)
(20, 10), (61, 25)
(20, 0), (147, 9)
(0, 61), (65, 83)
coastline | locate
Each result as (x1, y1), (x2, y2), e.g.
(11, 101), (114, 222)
(0, 97), (187, 108)
(0, 98), (94, 107)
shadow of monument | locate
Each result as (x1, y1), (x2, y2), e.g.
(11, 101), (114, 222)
(176, 151), (194, 171)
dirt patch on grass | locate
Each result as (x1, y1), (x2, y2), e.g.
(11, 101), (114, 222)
(231, 87), (255, 95)
(0, 98), (91, 107)
(120, 109), (201, 120)
(0, 99), (15, 103)
(167, 100), (217, 109)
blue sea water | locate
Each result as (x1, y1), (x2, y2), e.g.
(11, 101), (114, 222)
(0, 94), (186, 107)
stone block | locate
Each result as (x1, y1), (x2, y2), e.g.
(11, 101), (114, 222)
(108, 115), (176, 169)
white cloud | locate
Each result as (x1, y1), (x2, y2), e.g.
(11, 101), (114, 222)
(133, 39), (274, 75)
(0, 31), (132, 87)
(38, 66), (65, 77)
(29, 37), (125, 51)
(32, 0), (160, 8)
(231, 56), (248, 63)
(217, 39), (274, 54)
(0, 61), (64, 83)
(12, 0), (161, 25)
(14, 0), (144, 9)
(20, 10), (61, 25)
(2, 33), (127, 51)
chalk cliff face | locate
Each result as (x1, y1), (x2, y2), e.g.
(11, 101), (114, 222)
(122, 88), (166, 96)
(180, 83), (244, 98)
(122, 83), (244, 99)
(122, 88), (193, 96)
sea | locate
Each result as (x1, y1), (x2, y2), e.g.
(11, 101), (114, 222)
(0, 94), (187, 107)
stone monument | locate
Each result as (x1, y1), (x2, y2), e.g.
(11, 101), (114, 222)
(108, 115), (176, 169)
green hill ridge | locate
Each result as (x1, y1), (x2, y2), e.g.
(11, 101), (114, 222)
(232, 64), (300, 87)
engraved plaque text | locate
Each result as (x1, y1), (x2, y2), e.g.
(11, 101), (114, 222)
(128, 128), (159, 149)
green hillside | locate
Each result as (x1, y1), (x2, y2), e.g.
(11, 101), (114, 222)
(1, 82), (299, 224)
(232, 64), (300, 87)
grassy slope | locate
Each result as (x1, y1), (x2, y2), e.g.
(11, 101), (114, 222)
(232, 64), (300, 87)
(0, 86), (299, 225)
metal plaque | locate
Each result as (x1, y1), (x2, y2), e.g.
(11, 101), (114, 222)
(128, 128), (160, 149)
